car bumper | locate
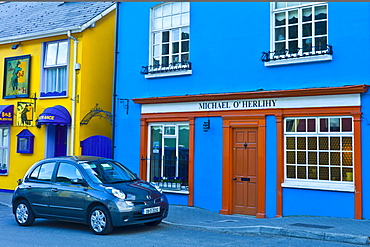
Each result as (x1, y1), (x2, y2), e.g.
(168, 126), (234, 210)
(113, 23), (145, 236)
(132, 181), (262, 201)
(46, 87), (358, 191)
(109, 198), (169, 227)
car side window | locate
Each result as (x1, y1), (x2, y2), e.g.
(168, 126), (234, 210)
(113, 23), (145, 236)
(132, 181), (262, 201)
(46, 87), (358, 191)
(29, 162), (55, 181)
(56, 162), (82, 184)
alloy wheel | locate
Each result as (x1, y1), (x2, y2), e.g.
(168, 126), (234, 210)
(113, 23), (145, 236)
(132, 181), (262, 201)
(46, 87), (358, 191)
(90, 209), (107, 233)
(16, 203), (29, 224)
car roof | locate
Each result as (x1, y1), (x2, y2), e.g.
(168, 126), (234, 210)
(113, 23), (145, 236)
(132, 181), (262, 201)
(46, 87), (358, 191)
(38, 156), (111, 163)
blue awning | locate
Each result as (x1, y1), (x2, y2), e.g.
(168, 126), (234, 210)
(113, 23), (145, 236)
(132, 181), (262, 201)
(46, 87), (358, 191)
(0, 105), (14, 125)
(36, 105), (71, 126)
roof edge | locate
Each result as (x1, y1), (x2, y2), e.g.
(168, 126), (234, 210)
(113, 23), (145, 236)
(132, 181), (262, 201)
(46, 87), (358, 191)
(133, 85), (370, 104)
(0, 3), (116, 45)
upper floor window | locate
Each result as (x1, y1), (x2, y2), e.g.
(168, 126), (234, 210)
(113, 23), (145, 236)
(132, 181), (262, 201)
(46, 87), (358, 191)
(41, 40), (68, 97)
(262, 2), (332, 66)
(142, 2), (191, 78)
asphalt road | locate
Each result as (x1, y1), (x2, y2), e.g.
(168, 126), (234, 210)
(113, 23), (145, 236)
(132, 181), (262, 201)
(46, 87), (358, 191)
(0, 204), (362, 247)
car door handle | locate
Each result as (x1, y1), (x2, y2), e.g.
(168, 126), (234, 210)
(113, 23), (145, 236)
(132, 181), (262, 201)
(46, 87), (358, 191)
(52, 188), (59, 192)
(26, 186), (32, 190)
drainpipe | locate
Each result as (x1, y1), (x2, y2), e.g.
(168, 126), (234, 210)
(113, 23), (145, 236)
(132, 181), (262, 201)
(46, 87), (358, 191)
(67, 30), (78, 156)
(112, 2), (119, 159)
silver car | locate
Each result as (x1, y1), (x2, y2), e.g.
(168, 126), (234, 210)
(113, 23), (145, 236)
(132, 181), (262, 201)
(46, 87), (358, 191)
(12, 156), (168, 235)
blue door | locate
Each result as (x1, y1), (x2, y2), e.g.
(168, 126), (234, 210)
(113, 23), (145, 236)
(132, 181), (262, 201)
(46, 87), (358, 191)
(55, 125), (67, 157)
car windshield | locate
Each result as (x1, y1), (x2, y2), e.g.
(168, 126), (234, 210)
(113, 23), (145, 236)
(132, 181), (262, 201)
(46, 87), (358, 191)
(81, 160), (137, 184)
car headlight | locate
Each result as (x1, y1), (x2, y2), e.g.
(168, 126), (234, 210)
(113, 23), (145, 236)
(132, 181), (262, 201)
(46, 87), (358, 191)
(105, 187), (126, 200)
(150, 182), (163, 193)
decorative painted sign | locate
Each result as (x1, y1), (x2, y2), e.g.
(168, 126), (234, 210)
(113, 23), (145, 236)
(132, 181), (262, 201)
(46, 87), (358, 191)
(3, 55), (31, 98)
(17, 102), (34, 126)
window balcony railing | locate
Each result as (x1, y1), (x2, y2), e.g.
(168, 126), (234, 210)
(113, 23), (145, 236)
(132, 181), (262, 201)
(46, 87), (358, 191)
(261, 44), (333, 62)
(141, 61), (192, 75)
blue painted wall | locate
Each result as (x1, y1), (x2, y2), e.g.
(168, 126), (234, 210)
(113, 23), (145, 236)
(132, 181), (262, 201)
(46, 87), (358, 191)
(193, 117), (223, 212)
(115, 2), (370, 100)
(361, 91), (370, 219)
(283, 188), (354, 218)
(114, 2), (370, 218)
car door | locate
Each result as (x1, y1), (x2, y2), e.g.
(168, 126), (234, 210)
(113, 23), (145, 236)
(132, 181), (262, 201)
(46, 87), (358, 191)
(49, 162), (87, 220)
(24, 162), (56, 216)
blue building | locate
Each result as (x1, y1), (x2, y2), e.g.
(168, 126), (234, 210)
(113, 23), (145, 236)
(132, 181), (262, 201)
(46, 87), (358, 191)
(113, 2), (370, 219)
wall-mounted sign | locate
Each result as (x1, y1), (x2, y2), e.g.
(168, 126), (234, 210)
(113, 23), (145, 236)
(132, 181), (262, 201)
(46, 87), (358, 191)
(0, 105), (14, 125)
(3, 55), (31, 99)
(141, 94), (361, 114)
(17, 102), (34, 126)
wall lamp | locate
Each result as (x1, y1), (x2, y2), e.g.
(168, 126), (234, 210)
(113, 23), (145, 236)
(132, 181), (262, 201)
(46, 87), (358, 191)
(12, 44), (20, 50)
(203, 119), (211, 132)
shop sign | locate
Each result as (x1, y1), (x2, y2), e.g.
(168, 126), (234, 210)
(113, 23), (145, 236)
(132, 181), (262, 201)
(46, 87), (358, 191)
(141, 94), (361, 114)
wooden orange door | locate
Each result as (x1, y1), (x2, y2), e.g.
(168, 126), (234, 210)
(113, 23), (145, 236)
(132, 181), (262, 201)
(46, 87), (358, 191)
(232, 128), (258, 215)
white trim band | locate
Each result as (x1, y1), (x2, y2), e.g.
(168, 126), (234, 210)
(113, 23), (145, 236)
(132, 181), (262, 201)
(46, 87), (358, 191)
(141, 93), (361, 114)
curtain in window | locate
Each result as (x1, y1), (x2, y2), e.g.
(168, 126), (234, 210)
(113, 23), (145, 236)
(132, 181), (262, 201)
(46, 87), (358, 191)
(45, 67), (66, 93)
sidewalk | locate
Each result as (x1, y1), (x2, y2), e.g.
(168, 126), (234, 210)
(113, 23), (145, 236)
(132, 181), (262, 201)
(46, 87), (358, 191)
(1, 191), (369, 245)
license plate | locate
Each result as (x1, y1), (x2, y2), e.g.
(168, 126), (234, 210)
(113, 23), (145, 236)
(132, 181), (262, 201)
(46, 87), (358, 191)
(142, 206), (160, 215)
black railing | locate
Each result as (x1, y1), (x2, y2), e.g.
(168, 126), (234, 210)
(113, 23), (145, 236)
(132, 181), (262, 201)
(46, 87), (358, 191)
(141, 61), (192, 75)
(261, 44), (333, 62)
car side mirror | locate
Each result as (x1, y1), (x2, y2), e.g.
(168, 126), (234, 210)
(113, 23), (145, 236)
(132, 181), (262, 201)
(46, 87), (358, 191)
(71, 178), (86, 186)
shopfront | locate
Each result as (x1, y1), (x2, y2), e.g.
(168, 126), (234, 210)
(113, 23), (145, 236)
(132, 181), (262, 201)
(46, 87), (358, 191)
(133, 85), (368, 219)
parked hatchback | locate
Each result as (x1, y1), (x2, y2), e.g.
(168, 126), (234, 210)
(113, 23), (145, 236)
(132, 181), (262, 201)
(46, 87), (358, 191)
(12, 156), (168, 234)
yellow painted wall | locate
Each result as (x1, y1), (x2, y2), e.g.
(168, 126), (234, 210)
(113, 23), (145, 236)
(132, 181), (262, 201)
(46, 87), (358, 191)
(0, 10), (115, 191)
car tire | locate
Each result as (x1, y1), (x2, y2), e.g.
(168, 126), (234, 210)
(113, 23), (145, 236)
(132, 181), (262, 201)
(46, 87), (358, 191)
(14, 200), (35, 226)
(88, 205), (113, 235)
(144, 219), (162, 226)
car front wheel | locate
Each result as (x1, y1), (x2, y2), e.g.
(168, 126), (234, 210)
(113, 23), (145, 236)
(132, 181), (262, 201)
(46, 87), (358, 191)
(15, 200), (35, 226)
(88, 206), (113, 235)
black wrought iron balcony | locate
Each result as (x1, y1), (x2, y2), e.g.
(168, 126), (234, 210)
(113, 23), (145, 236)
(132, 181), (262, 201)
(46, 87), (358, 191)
(261, 44), (333, 62)
(141, 61), (192, 75)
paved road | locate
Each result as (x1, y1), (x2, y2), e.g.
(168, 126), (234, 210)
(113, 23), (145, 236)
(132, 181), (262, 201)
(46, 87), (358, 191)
(0, 204), (363, 247)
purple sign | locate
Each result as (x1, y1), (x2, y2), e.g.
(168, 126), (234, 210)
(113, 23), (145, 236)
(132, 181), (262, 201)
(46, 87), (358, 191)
(0, 105), (14, 125)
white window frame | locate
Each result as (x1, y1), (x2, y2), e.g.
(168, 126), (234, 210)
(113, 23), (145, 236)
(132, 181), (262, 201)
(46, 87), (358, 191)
(41, 40), (69, 98)
(0, 127), (10, 176)
(147, 122), (189, 193)
(266, 2), (332, 67)
(146, 2), (191, 78)
(282, 116), (355, 192)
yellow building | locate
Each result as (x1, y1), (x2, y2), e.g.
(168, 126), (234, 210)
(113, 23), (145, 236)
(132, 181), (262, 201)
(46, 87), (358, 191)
(0, 2), (116, 191)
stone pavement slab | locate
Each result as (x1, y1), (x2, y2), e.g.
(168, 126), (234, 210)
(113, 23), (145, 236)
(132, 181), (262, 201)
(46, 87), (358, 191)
(163, 205), (370, 245)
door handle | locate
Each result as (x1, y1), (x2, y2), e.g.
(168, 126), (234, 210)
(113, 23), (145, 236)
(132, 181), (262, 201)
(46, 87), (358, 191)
(26, 186), (32, 190)
(244, 142), (248, 149)
(52, 188), (59, 192)
(232, 177), (237, 180)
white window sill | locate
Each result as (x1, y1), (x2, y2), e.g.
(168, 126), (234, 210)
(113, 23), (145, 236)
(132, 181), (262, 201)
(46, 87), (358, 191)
(162, 189), (189, 194)
(264, 54), (332, 67)
(144, 70), (192, 79)
(282, 180), (354, 192)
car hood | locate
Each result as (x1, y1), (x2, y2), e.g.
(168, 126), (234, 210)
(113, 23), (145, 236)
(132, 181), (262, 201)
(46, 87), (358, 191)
(104, 180), (161, 200)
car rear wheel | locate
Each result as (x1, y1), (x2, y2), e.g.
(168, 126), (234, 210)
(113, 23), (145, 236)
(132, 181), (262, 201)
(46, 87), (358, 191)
(88, 206), (113, 235)
(15, 200), (35, 226)
(144, 219), (162, 226)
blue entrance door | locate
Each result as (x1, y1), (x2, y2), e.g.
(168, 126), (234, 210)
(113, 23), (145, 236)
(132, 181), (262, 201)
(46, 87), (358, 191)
(55, 125), (67, 157)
